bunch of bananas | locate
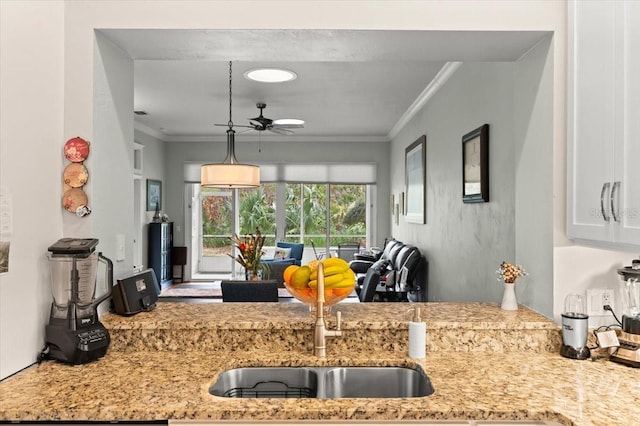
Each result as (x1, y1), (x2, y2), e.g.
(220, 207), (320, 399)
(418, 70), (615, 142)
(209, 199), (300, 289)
(284, 257), (356, 290)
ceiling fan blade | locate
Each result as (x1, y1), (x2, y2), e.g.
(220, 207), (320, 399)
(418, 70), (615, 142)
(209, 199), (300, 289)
(237, 128), (256, 134)
(273, 123), (304, 129)
(269, 127), (294, 135)
(216, 123), (254, 129)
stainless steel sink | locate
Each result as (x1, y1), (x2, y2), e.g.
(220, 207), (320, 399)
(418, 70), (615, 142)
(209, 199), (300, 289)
(209, 366), (434, 399)
(321, 366), (434, 398)
(210, 367), (319, 398)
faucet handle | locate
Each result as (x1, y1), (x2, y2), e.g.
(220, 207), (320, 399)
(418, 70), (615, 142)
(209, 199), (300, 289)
(335, 311), (342, 330)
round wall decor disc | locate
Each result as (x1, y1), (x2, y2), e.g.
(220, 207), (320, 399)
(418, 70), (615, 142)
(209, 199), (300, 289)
(63, 163), (89, 187)
(62, 188), (88, 213)
(64, 137), (90, 162)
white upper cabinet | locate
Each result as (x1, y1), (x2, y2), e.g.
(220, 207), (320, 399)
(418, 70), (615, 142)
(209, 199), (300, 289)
(568, 0), (640, 249)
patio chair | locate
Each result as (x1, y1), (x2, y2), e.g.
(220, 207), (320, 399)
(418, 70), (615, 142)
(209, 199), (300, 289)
(337, 242), (360, 262)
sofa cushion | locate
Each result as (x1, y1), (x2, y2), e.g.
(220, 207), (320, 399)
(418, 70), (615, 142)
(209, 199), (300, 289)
(387, 242), (404, 266)
(273, 247), (291, 260)
(396, 246), (421, 280)
(262, 259), (296, 285)
(382, 239), (402, 259)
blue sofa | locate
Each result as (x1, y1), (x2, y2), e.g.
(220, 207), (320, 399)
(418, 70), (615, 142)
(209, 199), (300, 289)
(262, 241), (304, 266)
(260, 242), (304, 285)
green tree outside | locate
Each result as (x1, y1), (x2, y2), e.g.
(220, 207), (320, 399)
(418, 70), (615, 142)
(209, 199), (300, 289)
(201, 183), (366, 256)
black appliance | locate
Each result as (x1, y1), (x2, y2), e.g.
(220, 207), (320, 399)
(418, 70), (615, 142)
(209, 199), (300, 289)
(43, 238), (113, 364)
(112, 268), (159, 316)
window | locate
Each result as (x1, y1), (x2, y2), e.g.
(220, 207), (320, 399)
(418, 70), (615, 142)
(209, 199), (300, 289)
(185, 161), (375, 275)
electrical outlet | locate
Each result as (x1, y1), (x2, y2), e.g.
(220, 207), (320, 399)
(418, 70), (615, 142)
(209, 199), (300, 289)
(586, 289), (615, 316)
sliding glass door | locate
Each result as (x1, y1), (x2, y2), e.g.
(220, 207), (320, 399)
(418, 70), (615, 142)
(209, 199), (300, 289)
(192, 182), (369, 275)
(198, 187), (233, 273)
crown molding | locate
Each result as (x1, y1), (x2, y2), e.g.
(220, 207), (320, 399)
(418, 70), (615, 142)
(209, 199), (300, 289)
(387, 61), (463, 140)
(134, 122), (167, 141)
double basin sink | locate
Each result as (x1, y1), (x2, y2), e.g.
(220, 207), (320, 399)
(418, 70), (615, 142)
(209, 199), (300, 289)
(210, 366), (434, 399)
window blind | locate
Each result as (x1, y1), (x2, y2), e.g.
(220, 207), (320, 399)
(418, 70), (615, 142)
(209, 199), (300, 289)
(184, 162), (377, 184)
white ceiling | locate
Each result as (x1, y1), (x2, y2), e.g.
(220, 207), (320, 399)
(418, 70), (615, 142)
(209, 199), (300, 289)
(99, 29), (549, 142)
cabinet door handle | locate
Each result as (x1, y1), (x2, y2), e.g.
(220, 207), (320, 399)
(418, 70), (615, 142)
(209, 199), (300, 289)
(600, 182), (611, 222)
(611, 181), (620, 222)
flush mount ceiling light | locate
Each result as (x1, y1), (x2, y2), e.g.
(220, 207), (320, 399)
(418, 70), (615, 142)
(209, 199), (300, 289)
(244, 68), (297, 83)
(201, 61), (260, 188)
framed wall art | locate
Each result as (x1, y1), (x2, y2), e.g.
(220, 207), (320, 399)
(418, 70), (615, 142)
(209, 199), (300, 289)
(462, 124), (489, 203)
(405, 135), (426, 224)
(146, 179), (162, 211)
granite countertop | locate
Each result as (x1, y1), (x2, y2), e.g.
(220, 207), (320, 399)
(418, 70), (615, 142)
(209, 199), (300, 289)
(1, 302), (638, 425)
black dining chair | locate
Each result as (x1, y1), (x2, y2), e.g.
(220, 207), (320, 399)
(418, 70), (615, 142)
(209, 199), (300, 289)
(358, 268), (380, 302)
(221, 280), (279, 302)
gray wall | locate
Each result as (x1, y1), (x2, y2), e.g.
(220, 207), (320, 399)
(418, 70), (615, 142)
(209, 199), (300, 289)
(92, 32), (134, 287)
(134, 129), (167, 268)
(391, 61), (516, 304)
(513, 38), (554, 317)
(388, 40), (553, 316)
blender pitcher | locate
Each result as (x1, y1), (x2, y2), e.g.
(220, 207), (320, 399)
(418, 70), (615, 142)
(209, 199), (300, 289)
(611, 263), (640, 368)
(618, 270), (640, 317)
(48, 250), (100, 321)
(44, 238), (113, 364)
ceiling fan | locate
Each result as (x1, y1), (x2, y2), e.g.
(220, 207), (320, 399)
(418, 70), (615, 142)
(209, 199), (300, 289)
(242, 102), (304, 135)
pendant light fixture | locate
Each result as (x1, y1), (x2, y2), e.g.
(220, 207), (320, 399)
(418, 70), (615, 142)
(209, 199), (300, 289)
(201, 61), (260, 188)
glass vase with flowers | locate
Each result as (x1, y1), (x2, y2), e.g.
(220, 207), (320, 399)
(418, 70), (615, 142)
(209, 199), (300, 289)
(229, 228), (266, 280)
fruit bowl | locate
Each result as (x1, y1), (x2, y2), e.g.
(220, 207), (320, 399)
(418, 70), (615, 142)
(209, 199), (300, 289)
(284, 282), (355, 310)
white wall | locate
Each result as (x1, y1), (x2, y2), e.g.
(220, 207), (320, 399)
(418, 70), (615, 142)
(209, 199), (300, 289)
(0, 0), (65, 378)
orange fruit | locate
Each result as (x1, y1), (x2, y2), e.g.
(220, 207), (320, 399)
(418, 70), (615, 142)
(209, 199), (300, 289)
(283, 265), (299, 285)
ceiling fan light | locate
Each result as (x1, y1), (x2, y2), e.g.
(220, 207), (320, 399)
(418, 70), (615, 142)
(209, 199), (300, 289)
(273, 118), (305, 126)
(244, 68), (297, 83)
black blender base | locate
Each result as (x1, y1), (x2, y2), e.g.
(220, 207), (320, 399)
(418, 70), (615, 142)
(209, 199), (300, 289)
(560, 344), (591, 360)
(44, 323), (110, 364)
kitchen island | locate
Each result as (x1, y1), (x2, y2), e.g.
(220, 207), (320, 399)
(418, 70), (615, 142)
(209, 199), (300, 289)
(0, 302), (638, 425)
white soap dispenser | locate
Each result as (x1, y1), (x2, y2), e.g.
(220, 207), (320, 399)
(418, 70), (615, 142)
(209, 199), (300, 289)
(407, 307), (426, 359)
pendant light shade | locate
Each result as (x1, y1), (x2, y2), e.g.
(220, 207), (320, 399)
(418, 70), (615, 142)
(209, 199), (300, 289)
(201, 130), (260, 188)
(201, 61), (260, 188)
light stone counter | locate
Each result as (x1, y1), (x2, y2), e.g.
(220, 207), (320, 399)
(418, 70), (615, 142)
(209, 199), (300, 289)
(103, 302), (563, 353)
(0, 302), (638, 425)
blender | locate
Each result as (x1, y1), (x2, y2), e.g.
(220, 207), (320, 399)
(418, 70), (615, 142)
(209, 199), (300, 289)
(611, 261), (640, 368)
(560, 294), (590, 360)
(43, 238), (113, 364)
